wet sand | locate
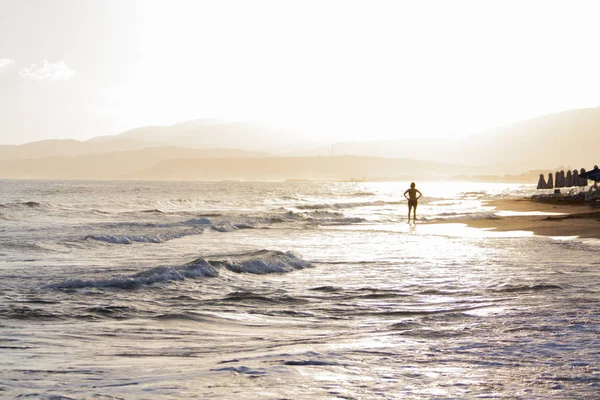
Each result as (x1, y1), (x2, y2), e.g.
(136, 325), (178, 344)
(456, 198), (600, 239)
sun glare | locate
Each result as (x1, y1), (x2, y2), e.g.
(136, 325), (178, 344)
(95, 0), (600, 142)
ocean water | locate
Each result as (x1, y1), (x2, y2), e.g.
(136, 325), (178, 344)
(1, 180), (599, 399)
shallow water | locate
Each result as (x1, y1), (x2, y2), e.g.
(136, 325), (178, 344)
(1, 180), (599, 399)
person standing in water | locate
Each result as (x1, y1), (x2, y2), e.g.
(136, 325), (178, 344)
(403, 182), (422, 223)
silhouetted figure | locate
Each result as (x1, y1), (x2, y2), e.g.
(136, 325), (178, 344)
(404, 182), (422, 223)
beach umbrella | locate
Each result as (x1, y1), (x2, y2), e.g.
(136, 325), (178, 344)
(579, 165), (599, 178)
(566, 170), (573, 187)
(573, 169), (579, 186)
(580, 165), (600, 182)
(547, 172), (554, 189)
(587, 170), (600, 181)
(555, 170), (565, 187)
(537, 173), (547, 190)
(578, 168), (588, 187)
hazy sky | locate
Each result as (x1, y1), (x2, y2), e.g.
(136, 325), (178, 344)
(2, 0), (600, 145)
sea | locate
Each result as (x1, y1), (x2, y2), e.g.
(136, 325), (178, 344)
(1, 179), (599, 399)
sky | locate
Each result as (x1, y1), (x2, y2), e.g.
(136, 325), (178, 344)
(1, 0), (600, 145)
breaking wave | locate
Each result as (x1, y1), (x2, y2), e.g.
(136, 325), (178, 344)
(209, 250), (312, 274)
(83, 228), (204, 244)
(281, 210), (366, 224)
(0, 201), (45, 209)
(182, 217), (213, 225)
(424, 212), (499, 222)
(210, 222), (256, 232)
(45, 250), (312, 289)
(348, 191), (376, 197)
(490, 283), (563, 293)
(296, 200), (387, 210)
(77, 215), (264, 245)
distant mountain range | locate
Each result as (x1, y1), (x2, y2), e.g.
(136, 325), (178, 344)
(0, 153), (478, 181)
(89, 119), (314, 152)
(0, 108), (598, 181)
(292, 107), (600, 173)
(0, 147), (273, 180)
(0, 120), (307, 160)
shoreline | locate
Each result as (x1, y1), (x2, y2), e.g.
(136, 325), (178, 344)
(451, 198), (600, 239)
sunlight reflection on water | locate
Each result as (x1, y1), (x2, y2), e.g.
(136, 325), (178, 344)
(2, 180), (599, 399)
(322, 221), (534, 238)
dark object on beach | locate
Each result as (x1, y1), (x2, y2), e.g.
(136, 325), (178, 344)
(537, 174), (547, 190)
(589, 171), (600, 182)
(531, 192), (586, 205)
(555, 170), (565, 188)
(578, 168), (588, 187)
(580, 165), (600, 182)
(566, 170), (573, 187)
(546, 172), (554, 189)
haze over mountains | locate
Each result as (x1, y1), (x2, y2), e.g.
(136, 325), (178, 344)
(0, 120), (305, 160)
(1, 108), (598, 181)
(294, 107), (600, 173)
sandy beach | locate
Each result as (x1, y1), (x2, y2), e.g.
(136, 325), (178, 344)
(456, 198), (600, 239)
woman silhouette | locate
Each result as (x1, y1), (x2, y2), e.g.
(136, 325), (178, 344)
(403, 182), (422, 223)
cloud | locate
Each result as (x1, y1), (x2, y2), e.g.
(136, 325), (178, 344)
(0, 58), (15, 71)
(19, 60), (74, 80)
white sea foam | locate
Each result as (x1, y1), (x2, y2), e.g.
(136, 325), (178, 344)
(210, 250), (312, 274)
(83, 228), (204, 244)
(424, 211), (499, 221)
(211, 222), (238, 232)
(182, 217), (213, 225)
(281, 210), (366, 224)
(46, 259), (219, 289)
(45, 250), (312, 289)
(5, 180), (600, 399)
(296, 200), (387, 210)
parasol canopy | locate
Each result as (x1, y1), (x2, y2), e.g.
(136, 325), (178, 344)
(582, 170), (600, 182)
(554, 170), (563, 187)
(579, 165), (600, 182)
(577, 168), (588, 186)
(573, 169), (580, 186)
(537, 174), (547, 190)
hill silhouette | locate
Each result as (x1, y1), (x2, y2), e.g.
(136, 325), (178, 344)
(0, 153), (477, 181)
(288, 107), (600, 173)
(453, 107), (600, 173)
(0, 120), (307, 161)
(1, 107), (598, 180)
(88, 119), (312, 152)
(0, 147), (271, 180)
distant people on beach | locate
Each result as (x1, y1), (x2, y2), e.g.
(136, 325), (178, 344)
(403, 182), (422, 223)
